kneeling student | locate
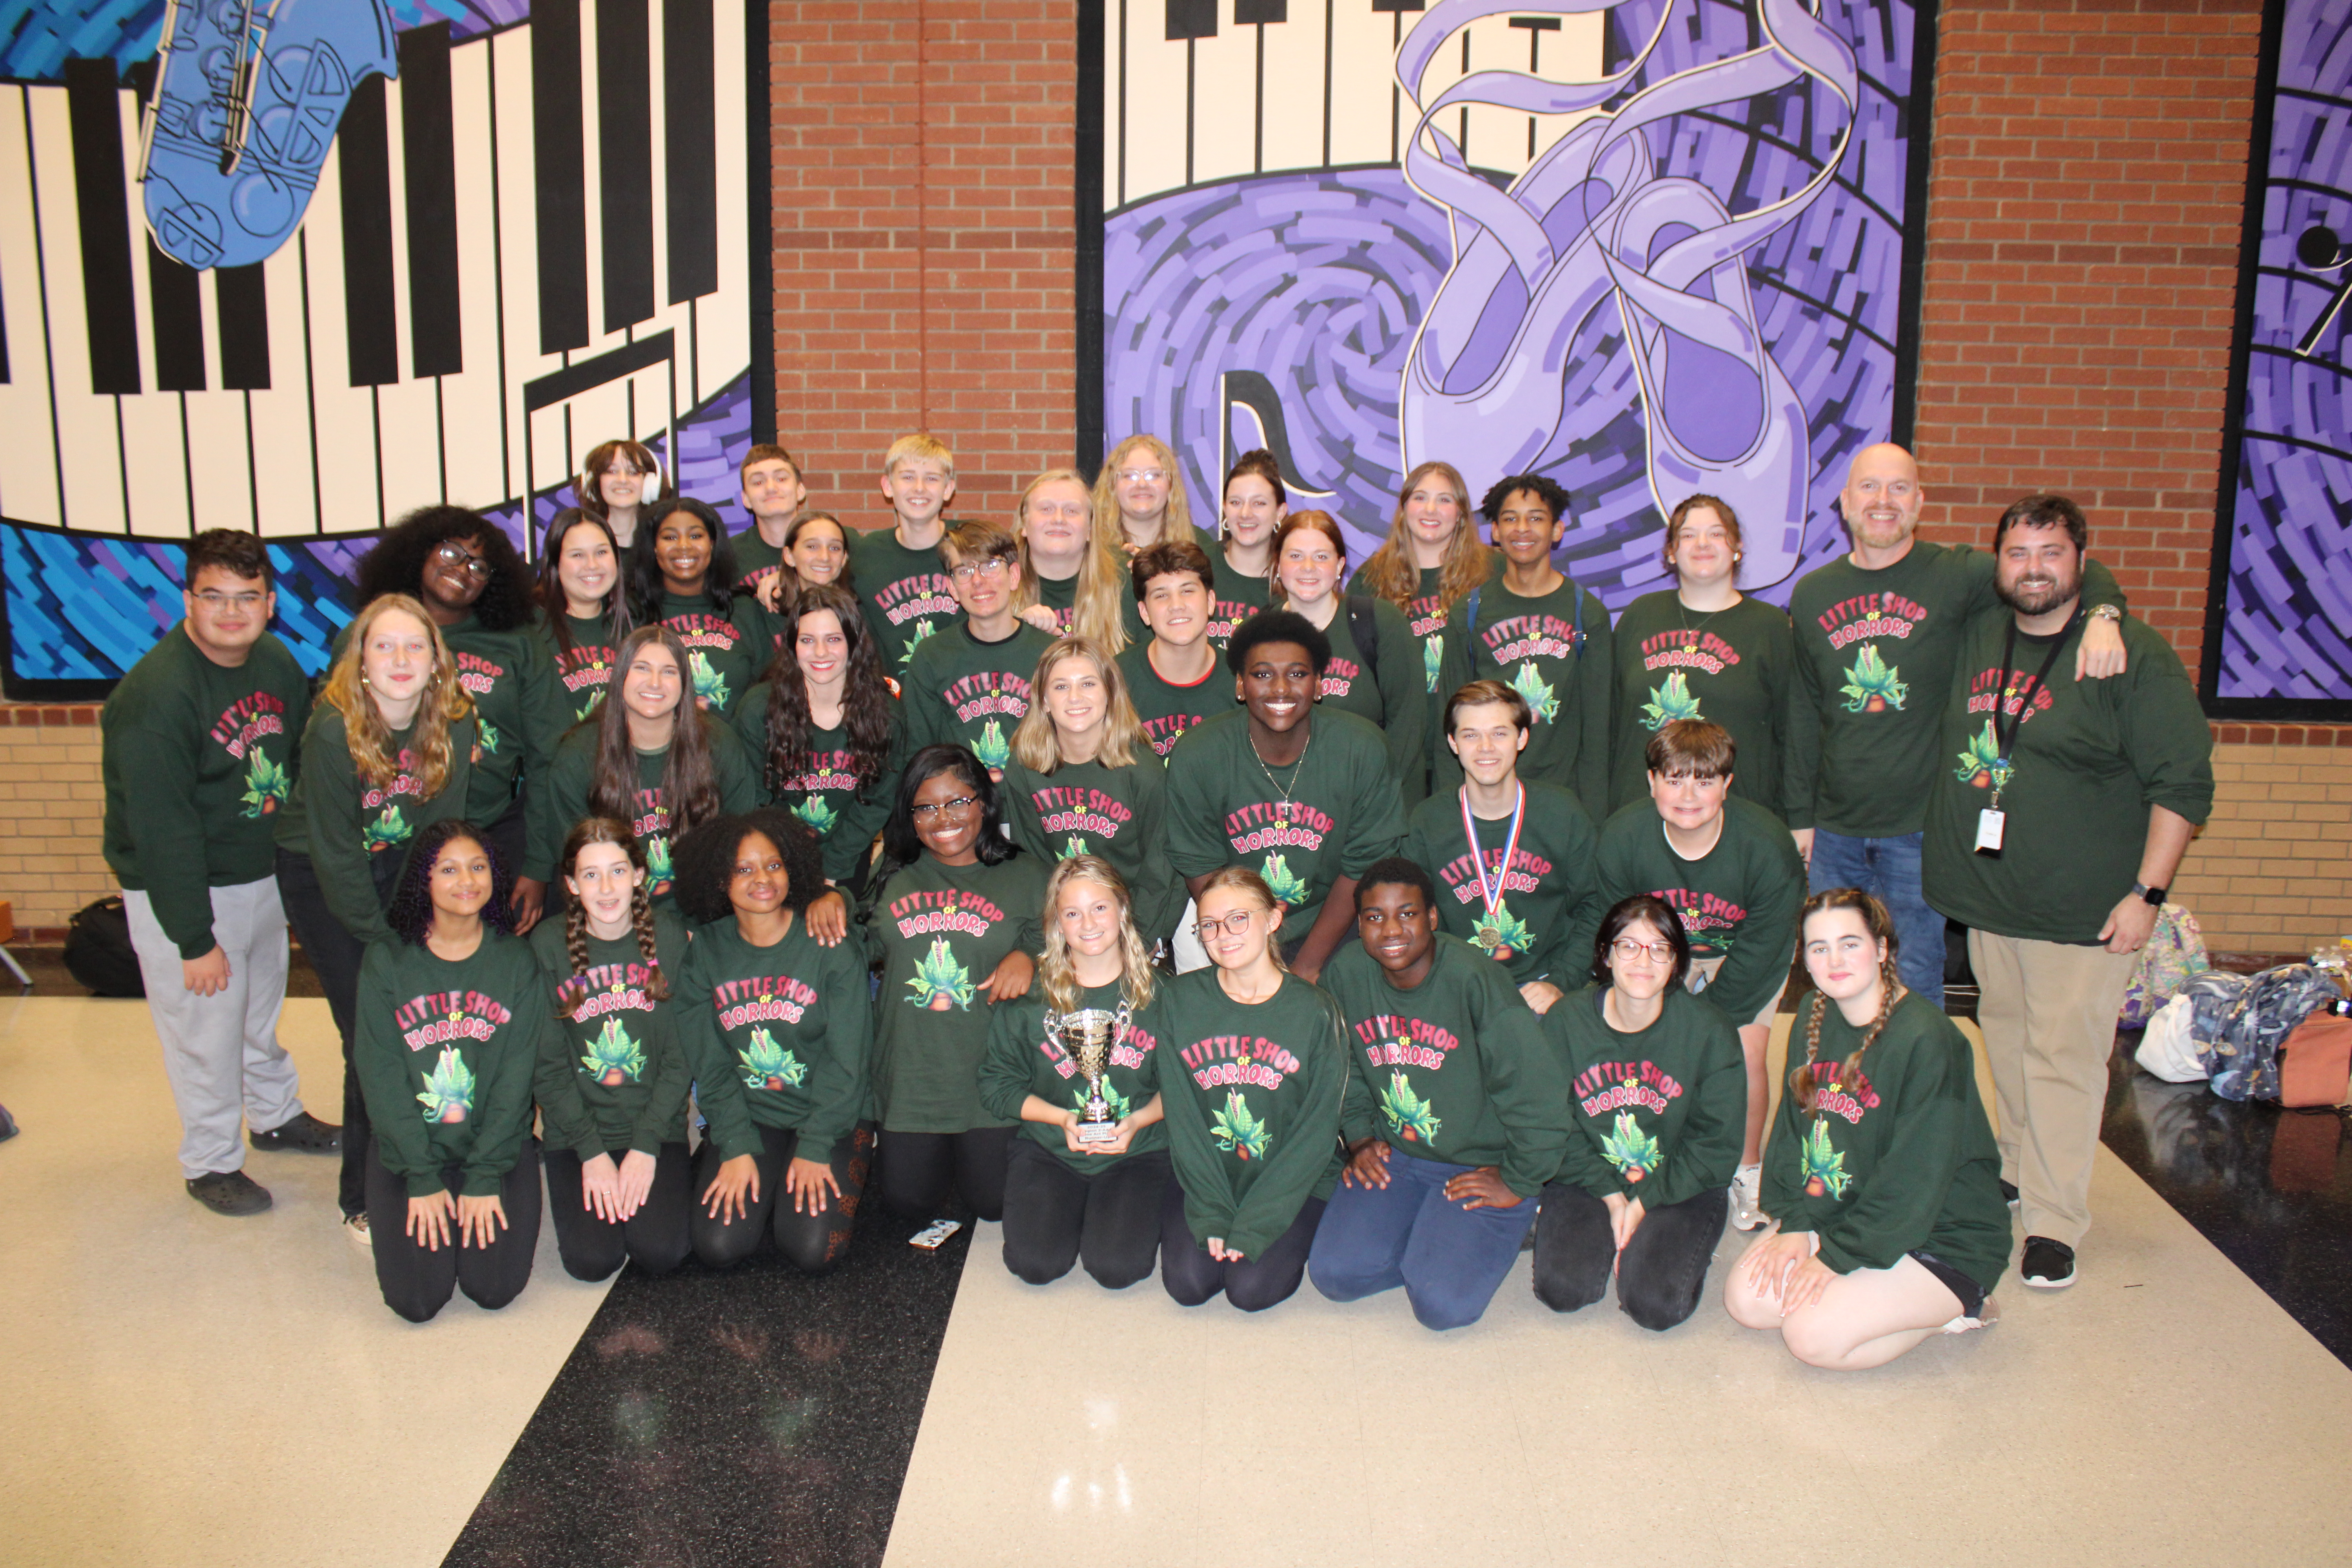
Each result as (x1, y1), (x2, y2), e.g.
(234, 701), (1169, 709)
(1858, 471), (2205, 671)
(979, 857), (1170, 1289)
(530, 818), (692, 1282)
(1310, 858), (1566, 1330)
(1722, 890), (2009, 1369)
(1534, 895), (1743, 1330)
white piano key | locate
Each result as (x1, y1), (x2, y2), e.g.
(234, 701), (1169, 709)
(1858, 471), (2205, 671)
(26, 84), (126, 534)
(299, 142), (389, 537)
(494, 25), (568, 505)
(1325, 1), (1399, 174)
(1120, 7), (1189, 206)
(1187, 18), (1257, 187)
(1102, 1), (1122, 214)
(1257, 4), (1328, 177)
(700, 0), (749, 405)
(113, 87), (192, 539)
(248, 230), (319, 537)
(182, 268), (256, 534)
(440, 32), (507, 511)
(0, 86), (64, 528)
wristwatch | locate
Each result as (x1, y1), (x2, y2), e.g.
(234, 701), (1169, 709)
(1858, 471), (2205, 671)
(2131, 881), (2165, 906)
(2089, 604), (2123, 624)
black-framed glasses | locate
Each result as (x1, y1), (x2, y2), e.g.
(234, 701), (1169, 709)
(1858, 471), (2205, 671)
(910, 795), (980, 823)
(192, 591), (264, 611)
(432, 541), (493, 579)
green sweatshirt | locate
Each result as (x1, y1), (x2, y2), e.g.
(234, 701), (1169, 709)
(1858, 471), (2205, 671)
(1344, 562), (1452, 699)
(1548, 984), (1744, 1210)
(527, 909), (693, 1158)
(1000, 752), (1185, 945)
(438, 613), (564, 814)
(1306, 595), (1427, 807)
(1157, 967), (1346, 1255)
(1784, 542), (2125, 835)
(526, 717), (759, 890)
(733, 680), (906, 886)
(658, 592), (767, 720)
(902, 620), (1055, 775)
(1029, 569), (1079, 635)
(731, 523), (788, 594)
(354, 931), (548, 1196)
(977, 978), (1171, 1174)
(1924, 610), (2214, 944)
(1163, 709), (1409, 943)
(101, 626), (312, 958)
(1403, 780), (1602, 989)
(1205, 562), (1272, 650)
(533, 610), (623, 724)
(1117, 641), (1227, 760)
(859, 851), (1052, 1133)
(849, 525), (961, 671)
(1323, 935), (1568, 1198)
(676, 914), (874, 1160)
(276, 706), (493, 946)
(1432, 574), (1615, 821)
(1592, 796), (1805, 1023)
(1762, 990), (2011, 1289)
(1608, 592), (1795, 817)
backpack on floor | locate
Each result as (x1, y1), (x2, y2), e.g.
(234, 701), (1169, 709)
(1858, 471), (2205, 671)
(64, 896), (145, 998)
(2183, 964), (2340, 1102)
(2120, 903), (2207, 1027)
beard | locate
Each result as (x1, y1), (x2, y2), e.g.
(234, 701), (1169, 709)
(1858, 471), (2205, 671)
(1997, 558), (2082, 616)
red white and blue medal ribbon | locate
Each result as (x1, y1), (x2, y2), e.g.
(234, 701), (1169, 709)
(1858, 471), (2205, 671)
(1459, 784), (1524, 920)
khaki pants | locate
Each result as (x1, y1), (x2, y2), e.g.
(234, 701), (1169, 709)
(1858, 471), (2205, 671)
(1967, 930), (2135, 1249)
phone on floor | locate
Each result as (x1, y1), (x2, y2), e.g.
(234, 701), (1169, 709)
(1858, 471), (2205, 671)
(908, 1218), (963, 1250)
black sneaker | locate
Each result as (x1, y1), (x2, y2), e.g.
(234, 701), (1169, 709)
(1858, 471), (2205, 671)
(2021, 1235), (2075, 1289)
(186, 1170), (273, 1216)
(1998, 1178), (2019, 1207)
(249, 1111), (341, 1154)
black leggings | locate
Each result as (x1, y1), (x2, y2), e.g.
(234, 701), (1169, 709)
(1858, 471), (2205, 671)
(1159, 1180), (1325, 1312)
(876, 1125), (1014, 1221)
(543, 1142), (694, 1281)
(278, 847), (398, 1218)
(365, 1136), (543, 1324)
(690, 1123), (873, 1274)
(1000, 1139), (1170, 1289)
(1531, 1182), (1728, 1332)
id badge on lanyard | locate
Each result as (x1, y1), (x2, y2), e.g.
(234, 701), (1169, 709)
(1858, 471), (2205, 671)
(1977, 614), (2073, 856)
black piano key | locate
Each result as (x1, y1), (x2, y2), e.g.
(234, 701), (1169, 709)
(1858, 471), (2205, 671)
(597, 0), (654, 332)
(1368, 0), (1426, 11)
(337, 75), (398, 386)
(399, 24), (462, 378)
(0, 247), (10, 383)
(1166, 0), (1217, 40)
(1236, 0), (1286, 22)
(147, 238), (205, 391)
(63, 57), (139, 396)
(215, 264), (270, 390)
(663, 0), (716, 304)
(533, 0), (590, 353)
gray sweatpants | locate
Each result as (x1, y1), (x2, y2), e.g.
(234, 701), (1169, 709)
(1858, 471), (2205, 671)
(123, 877), (305, 1178)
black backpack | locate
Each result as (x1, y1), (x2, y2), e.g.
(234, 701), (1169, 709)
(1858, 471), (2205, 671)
(64, 896), (145, 998)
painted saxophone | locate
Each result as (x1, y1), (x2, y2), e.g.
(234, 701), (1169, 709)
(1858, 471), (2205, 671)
(136, 0), (399, 271)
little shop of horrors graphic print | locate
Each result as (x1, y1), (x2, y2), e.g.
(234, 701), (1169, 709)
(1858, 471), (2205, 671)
(1353, 1012), (1456, 1149)
(1792, 1061), (1883, 1200)
(1478, 610), (1582, 726)
(452, 652), (510, 754)
(1634, 629), (1739, 731)
(942, 671), (1032, 774)
(874, 572), (960, 668)
(568, 958), (663, 1086)
(1026, 782), (1135, 859)
(361, 748), (432, 855)
(1221, 799), (1332, 911)
(212, 691), (293, 818)
(1180, 1032), (1305, 1161)
(1573, 1056), (1688, 1183)
(397, 989), (515, 1125)
(1953, 659), (2055, 788)
(712, 971), (820, 1090)
(1815, 590), (1925, 714)
(1431, 839), (1552, 962)
(894, 887), (1011, 1011)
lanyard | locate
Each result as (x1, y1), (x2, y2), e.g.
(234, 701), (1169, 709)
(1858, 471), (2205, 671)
(1989, 610), (2076, 809)
(1459, 785), (1525, 916)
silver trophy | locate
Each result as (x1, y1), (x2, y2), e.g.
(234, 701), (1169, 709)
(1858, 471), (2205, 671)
(1047, 1005), (1125, 1145)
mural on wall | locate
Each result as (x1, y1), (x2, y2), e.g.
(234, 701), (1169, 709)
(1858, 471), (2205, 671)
(2207, 0), (2352, 715)
(0, 0), (762, 692)
(1093, 0), (1933, 609)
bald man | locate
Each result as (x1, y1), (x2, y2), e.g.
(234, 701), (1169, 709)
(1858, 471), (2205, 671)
(1781, 445), (2130, 1003)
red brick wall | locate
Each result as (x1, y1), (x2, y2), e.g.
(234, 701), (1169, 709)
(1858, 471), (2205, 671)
(767, 0), (1079, 528)
(1908, 0), (2267, 670)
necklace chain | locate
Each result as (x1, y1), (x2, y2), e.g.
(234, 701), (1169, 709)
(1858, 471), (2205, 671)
(1247, 721), (1313, 826)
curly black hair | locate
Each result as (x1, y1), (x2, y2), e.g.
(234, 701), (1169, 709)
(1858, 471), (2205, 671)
(356, 505), (535, 632)
(1477, 473), (1572, 526)
(670, 808), (826, 927)
(872, 743), (1016, 889)
(1225, 608), (1331, 677)
(386, 819), (518, 946)
(628, 496), (740, 623)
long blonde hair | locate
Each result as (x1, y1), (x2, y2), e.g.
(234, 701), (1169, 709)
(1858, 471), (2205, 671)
(1195, 864), (1289, 974)
(1038, 855), (1155, 1016)
(1353, 460), (1488, 613)
(1011, 636), (1147, 771)
(318, 593), (472, 798)
(1080, 436), (1206, 652)
(1015, 467), (1093, 623)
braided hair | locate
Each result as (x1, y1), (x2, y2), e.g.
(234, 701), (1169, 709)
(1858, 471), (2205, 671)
(1788, 888), (1904, 1112)
(385, 820), (516, 946)
(554, 817), (669, 1019)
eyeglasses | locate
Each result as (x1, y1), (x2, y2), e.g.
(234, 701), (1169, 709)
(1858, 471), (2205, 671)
(1194, 909), (1261, 941)
(949, 558), (1010, 584)
(1612, 938), (1677, 963)
(432, 541), (493, 579)
(192, 591), (264, 611)
(1116, 468), (1167, 484)
(910, 795), (979, 823)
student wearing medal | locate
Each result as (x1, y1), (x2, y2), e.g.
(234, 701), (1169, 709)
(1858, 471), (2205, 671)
(1403, 681), (1603, 1016)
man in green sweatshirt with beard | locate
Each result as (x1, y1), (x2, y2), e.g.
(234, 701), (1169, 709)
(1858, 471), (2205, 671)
(1925, 494), (2212, 1292)
(103, 530), (337, 1216)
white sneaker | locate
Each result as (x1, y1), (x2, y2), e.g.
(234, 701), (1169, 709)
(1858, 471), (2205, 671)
(1731, 1164), (1767, 1231)
(1942, 1295), (2001, 1334)
(343, 1212), (372, 1248)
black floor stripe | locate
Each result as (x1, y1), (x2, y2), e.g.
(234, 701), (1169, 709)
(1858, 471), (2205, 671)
(440, 1203), (975, 1567)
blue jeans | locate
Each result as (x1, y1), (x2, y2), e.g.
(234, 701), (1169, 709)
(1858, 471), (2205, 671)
(1808, 829), (1944, 1006)
(1307, 1150), (1537, 1330)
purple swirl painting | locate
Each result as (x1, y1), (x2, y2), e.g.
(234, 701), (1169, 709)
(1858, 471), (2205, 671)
(1099, 0), (1928, 611)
